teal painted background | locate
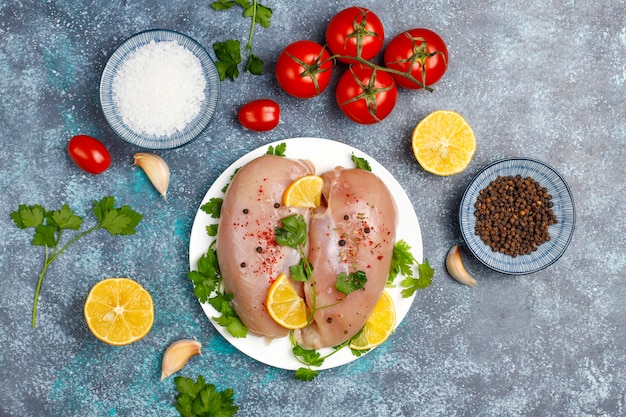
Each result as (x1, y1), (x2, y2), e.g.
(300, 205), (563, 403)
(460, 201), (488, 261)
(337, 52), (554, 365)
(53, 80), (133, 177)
(1, 1), (625, 416)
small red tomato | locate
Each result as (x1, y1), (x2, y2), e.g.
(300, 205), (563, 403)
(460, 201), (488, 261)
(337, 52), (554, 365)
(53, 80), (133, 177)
(238, 99), (280, 132)
(68, 135), (111, 174)
(326, 6), (385, 64)
(335, 64), (398, 124)
(383, 28), (448, 90)
(275, 40), (333, 99)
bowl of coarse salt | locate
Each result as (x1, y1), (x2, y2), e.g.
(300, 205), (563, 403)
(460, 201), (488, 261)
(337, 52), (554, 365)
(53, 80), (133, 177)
(100, 29), (220, 149)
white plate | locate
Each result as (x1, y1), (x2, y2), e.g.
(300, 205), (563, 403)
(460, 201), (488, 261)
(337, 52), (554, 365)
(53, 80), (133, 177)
(189, 138), (423, 370)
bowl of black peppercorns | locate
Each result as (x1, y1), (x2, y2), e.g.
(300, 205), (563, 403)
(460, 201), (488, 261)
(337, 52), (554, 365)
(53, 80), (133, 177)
(459, 158), (575, 274)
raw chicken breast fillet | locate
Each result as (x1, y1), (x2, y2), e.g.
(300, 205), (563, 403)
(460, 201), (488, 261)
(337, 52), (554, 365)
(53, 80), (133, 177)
(296, 167), (398, 349)
(216, 154), (314, 338)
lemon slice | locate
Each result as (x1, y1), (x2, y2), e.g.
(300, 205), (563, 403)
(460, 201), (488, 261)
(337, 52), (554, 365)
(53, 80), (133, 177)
(349, 290), (396, 350)
(84, 278), (154, 346)
(266, 273), (309, 329)
(412, 110), (476, 176)
(282, 175), (324, 208)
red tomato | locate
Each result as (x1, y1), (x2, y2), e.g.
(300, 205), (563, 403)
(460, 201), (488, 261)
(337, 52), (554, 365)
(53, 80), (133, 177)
(275, 40), (333, 99)
(383, 28), (448, 90)
(335, 64), (398, 124)
(68, 135), (111, 174)
(238, 99), (280, 132)
(326, 7), (384, 64)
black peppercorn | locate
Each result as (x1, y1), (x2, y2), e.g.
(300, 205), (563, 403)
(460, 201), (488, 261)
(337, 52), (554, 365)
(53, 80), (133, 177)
(474, 175), (557, 257)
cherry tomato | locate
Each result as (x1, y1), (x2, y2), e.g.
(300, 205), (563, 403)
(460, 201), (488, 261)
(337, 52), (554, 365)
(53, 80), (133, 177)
(275, 40), (333, 99)
(383, 28), (448, 90)
(238, 99), (280, 132)
(68, 135), (111, 174)
(325, 7), (384, 64)
(335, 64), (398, 124)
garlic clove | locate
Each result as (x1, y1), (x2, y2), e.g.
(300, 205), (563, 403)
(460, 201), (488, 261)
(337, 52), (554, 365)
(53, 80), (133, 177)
(161, 339), (202, 381)
(133, 153), (170, 201)
(446, 245), (477, 287)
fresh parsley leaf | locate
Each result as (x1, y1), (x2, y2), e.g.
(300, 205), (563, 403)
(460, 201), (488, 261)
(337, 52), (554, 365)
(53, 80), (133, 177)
(401, 259), (434, 298)
(292, 345), (324, 368)
(350, 346), (369, 357)
(11, 196), (142, 327)
(275, 214), (307, 249)
(173, 375), (239, 417)
(289, 258), (311, 283)
(209, 292), (247, 338)
(33, 224), (58, 247)
(266, 142), (287, 156)
(389, 240), (417, 285)
(201, 198), (223, 218)
(206, 224), (218, 237)
(210, 0), (235, 10)
(351, 153), (372, 171)
(243, 3), (272, 28)
(213, 314), (248, 338)
(48, 205), (82, 230)
(294, 367), (319, 382)
(211, 0), (271, 79)
(209, 291), (235, 315)
(187, 248), (220, 303)
(93, 197), (142, 236)
(213, 39), (242, 81)
(335, 270), (367, 294)
(10, 204), (46, 228)
(245, 53), (264, 75)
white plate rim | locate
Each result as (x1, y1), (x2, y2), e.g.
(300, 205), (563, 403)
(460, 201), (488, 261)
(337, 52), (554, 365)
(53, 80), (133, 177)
(459, 157), (576, 275)
(188, 137), (424, 370)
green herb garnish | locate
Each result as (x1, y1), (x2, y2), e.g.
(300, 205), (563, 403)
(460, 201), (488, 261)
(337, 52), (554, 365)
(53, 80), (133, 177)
(201, 197), (223, 218)
(401, 259), (434, 298)
(266, 142), (287, 156)
(211, 0), (272, 80)
(351, 153), (372, 171)
(188, 246), (248, 338)
(389, 240), (434, 297)
(10, 196), (142, 327)
(173, 375), (239, 417)
(335, 270), (367, 294)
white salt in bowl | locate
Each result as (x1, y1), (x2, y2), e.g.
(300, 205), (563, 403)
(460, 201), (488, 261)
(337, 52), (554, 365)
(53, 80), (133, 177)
(100, 29), (220, 149)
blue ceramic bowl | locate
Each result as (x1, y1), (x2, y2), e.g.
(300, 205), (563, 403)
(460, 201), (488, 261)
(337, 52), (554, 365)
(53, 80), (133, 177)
(459, 158), (575, 275)
(100, 29), (220, 149)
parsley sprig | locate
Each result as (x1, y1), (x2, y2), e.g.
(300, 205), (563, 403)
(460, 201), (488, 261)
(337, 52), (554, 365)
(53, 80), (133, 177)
(389, 239), (434, 297)
(211, 0), (272, 80)
(174, 375), (239, 417)
(10, 196), (142, 327)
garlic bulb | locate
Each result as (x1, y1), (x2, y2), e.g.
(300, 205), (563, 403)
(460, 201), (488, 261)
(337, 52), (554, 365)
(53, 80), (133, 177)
(161, 339), (202, 380)
(446, 245), (477, 287)
(133, 153), (170, 201)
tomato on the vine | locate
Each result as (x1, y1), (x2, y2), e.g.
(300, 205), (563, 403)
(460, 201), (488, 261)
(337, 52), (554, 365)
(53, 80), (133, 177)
(238, 99), (280, 132)
(326, 7), (384, 63)
(383, 28), (448, 90)
(68, 135), (111, 174)
(335, 64), (398, 125)
(275, 40), (333, 99)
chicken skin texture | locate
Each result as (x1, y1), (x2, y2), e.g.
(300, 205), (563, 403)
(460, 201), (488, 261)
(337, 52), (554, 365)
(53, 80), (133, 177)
(296, 167), (398, 349)
(216, 155), (314, 338)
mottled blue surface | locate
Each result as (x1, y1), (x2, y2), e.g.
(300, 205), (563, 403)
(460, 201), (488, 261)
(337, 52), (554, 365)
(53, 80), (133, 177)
(1, 1), (625, 416)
